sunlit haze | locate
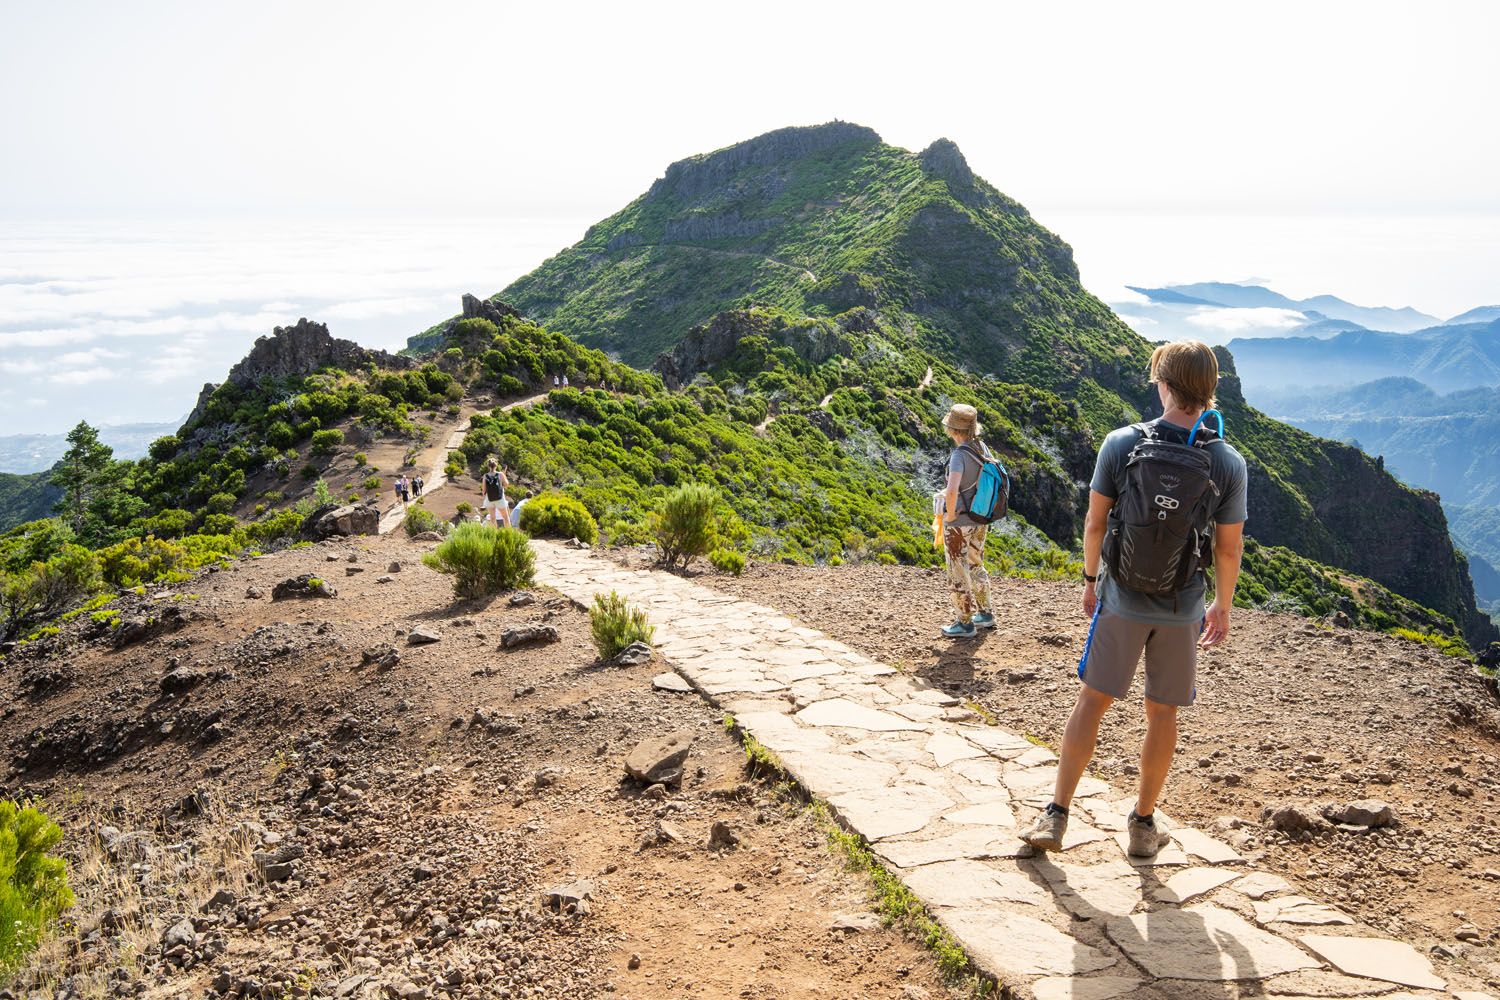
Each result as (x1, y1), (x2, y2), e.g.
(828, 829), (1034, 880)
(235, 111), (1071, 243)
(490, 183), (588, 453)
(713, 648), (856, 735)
(3, 0), (1497, 432)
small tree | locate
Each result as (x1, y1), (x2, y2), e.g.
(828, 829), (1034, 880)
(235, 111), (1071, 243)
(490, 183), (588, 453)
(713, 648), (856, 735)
(590, 591), (655, 659)
(422, 524), (535, 598)
(0, 800), (75, 972)
(0, 545), (101, 642)
(652, 483), (717, 570)
(51, 422), (127, 543)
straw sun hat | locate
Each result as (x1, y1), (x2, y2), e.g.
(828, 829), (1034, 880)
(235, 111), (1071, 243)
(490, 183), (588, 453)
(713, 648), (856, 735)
(942, 404), (981, 436)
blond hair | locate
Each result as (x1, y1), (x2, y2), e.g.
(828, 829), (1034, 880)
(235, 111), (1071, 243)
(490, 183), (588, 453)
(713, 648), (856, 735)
(1149, 340), (1219, 412)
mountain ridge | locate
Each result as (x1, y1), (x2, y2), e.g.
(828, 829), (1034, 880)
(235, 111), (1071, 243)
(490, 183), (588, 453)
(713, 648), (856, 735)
(477, 121), (1495, 647)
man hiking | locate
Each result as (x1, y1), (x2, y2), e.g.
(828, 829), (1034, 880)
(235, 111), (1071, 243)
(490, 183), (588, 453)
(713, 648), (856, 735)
(479, 459), (510, 527)
(1020, 340), (1246, 857)
(938, 404), (999, 637)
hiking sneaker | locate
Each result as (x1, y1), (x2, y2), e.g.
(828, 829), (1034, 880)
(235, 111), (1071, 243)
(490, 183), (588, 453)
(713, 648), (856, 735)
(1126, 810), (1172, 857)
(1020, 804), (1069, 852)
(941, 620), (977, 638)
(971, 611), (996, 629)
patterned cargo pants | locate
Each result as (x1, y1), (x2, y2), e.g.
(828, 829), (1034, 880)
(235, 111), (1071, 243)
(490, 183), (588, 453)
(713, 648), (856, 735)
(944, 522), (991, 623)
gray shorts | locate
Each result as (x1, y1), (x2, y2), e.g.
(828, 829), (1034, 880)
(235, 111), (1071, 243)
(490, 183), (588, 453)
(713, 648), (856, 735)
(1077, 605), (1200, 707)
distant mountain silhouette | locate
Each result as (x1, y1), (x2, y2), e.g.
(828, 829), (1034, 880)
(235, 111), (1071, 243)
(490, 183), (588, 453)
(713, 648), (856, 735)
(1229, 319), (1500, 393)
(1129, 282), (1439, 332)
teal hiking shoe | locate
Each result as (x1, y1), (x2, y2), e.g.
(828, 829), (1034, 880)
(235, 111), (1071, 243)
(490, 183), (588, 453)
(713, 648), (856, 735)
(972, 611), (996, 629)
(941, 620), (977, 638)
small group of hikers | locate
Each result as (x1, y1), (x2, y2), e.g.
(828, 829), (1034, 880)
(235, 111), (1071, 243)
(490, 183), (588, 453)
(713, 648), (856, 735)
(392, 473), (423, 504)
(939, 340), (1247, 858)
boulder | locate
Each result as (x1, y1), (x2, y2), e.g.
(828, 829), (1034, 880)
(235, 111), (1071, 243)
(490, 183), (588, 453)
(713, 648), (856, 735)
(271, 575), (337, 600)
(625, 731), (693, 785)
(610, 640), (654, 666)
(299, 503), (379, 540)
(159, 667), (203, 696)
(407, 627), (440, 646)
(501, 625), (559, 649)
(1263, 803), (1324, 833)
(361, 645), (400, 670)
(541, 879), (594, 915)
(1322, 799), (1396, 828)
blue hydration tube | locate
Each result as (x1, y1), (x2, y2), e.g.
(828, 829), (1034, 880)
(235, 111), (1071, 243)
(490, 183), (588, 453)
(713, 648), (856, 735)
(1187, 408), (1224, 447)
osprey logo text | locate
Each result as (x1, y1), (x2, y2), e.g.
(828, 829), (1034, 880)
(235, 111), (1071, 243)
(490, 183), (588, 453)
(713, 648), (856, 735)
(1159, 473), (1182, 490)
(1155, 494), (1180, 510)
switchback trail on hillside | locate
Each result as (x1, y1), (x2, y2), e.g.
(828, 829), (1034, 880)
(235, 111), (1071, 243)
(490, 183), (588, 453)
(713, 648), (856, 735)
(534, 542), (1494, 998)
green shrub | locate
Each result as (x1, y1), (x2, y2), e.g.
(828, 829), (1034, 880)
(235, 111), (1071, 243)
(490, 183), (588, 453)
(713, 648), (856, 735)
(311, 479), (334, 507)
(404, 506), (444, 537)
(652, 483), (717, 570)
(245, 509), (303, 543)
(200, 513), (237, 535)
(0, 545), (102, 642)
(589, 590), (655, 659)
(362, 475), (381, 490)
(205, 492), (237, 515)
(455, 502), (474, 516)
(0, 800), (74, 972)
(140, 508), (195, 539)
(708, 548), (747, 576)
(299, 463), (319, 480)
(518, 492), (598, 544)
(422, 524), (535, 598)
(310, 428), (344, 455)
(353, 452), (368, 467)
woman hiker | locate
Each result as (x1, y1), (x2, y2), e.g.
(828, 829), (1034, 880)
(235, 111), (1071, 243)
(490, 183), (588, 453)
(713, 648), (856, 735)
(939, 403), (996, 638)
(480, 458), (510, 527)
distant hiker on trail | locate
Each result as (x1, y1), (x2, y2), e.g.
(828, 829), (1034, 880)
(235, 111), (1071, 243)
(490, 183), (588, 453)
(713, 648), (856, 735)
(553, 374), (560, 387)
(480, 459), (510, 527)
(394, 475), (407, 506)
(938, 403), (1009, 638)
(1020, 340), (1247, 858)
(562, 374), (570, 387)
(413, 475), (424, 497)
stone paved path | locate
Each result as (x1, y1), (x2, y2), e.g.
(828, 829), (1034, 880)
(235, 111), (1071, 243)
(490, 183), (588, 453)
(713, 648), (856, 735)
(532, 541), (1495, 1000)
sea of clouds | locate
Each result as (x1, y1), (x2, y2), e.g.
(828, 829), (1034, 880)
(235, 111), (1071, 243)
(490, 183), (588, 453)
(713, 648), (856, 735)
(0, 218), (587, 435)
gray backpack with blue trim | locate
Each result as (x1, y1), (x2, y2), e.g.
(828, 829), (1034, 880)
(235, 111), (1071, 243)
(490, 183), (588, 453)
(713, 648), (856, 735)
(1101, 411), (1223, 596)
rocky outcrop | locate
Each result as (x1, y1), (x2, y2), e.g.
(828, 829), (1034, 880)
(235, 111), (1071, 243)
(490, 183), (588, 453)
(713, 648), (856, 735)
(460, 293), (521, 327)
(225, 319), (410, 388)
(647, 122), (881, 203)
(919, 138), (975, 190)
(298, 503), (379, 540)
(654, 310), (852, 389)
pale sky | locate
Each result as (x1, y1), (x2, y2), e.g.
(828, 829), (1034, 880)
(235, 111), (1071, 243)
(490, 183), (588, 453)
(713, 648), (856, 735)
(2, 1), (1498, 435)
(4, 1), (1497, 220)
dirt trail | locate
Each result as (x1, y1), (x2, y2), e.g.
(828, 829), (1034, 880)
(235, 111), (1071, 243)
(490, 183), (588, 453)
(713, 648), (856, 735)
(378, 393), (550, 535)
(1, 534), (955, 999)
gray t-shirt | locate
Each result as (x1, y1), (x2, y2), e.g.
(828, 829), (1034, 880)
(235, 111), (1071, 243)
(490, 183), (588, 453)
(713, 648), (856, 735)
(946, 440), (993, 525)
(1090, 419), (1248, 625)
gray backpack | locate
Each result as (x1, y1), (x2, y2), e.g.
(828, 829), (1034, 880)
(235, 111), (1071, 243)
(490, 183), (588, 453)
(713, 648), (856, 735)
(1102, 412), (1223, 596)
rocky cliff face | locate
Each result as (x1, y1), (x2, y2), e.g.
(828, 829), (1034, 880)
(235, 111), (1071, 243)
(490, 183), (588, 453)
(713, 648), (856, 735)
(647, 122), (881, 203)
(225, 319), (411, 387)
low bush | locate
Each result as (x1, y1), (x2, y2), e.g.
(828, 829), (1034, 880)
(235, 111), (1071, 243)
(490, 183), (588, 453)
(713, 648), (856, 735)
(353, 451), (368, 467)
(652, 483), (717, 570)
(455, 502), (474, 516)
(518, 492), (598, 544)
(589, 590), (655, 659)
(0, 801), (74, 972)
(404, 507), (444, 537)
(245, 509), (303, 544)
(708, 548), (747, 576)
(205, 492), (237, 515)
(299, 463), (319, 480)
(310, 429), (344, 455)
(362, 475), (381, 490)
(200, 513), (237, 535)
(0, 545), (102, 642)
(422, 523), (534, 598)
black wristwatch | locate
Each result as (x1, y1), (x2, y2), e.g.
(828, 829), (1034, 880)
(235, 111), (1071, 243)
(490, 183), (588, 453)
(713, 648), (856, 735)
(1083, 571), (1098, 583)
